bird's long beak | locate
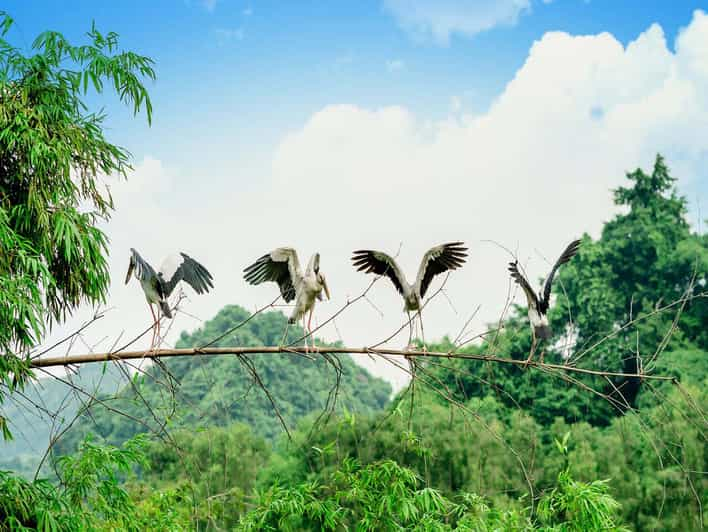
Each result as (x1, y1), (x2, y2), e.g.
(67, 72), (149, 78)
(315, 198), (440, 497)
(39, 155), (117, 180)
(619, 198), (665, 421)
(125, 260), (134, 285)
(322, 276), (331, 300)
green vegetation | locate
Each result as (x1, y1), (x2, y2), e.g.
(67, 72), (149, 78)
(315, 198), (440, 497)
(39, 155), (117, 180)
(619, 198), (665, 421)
(240, 441), (628, 531)
(1, 154), (704, 530)
(106, 156), (706, 530)
(54, 305), (391, 454)
(0, 11), (705, 531)
(0, 435), (174, 531)
(0, 11), (154, 439)
(0, 363), (124, 477)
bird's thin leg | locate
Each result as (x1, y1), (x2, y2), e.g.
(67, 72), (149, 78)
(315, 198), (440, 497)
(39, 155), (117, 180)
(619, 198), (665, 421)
(156, 305), (162, 349)
(302, 315), (309, 353)
(539, 348), (546, 364)
(308, 308), (314, 349)
(418, 309), (427, 352)
(406, 311), (413, 350)
(525, 330), (537, 367)
(148, 303), (157, 350)
(280, 322), (290, 348)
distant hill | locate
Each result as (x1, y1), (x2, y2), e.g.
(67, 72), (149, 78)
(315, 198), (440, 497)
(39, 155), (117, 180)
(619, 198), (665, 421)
(54, 305), (391, 455)
(0, 363), (125, 477)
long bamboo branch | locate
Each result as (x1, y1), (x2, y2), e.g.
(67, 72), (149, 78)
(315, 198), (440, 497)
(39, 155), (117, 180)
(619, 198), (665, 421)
(30, 346), (676, 382)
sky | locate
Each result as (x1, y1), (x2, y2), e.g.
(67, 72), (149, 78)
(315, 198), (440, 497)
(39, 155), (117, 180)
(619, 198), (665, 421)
(6, 0), (708, 391)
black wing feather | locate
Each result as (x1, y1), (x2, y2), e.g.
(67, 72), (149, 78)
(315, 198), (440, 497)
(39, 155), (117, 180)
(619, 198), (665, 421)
(417, 242), (468, 298)
(351, 250), (406, 296)
(161, 253), (214, 297)
(539, 239), (581, 313)
(243, 254), (296, 302)
(508, 260), (539, 310)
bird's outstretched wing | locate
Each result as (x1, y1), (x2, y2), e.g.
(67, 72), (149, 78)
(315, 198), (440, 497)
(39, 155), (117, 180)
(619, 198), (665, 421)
(243, 247), (301, 302)
(508, 260), (539, 310)
(126, 248), (159, 286)
(415, 242), (468, 298)
(159, 253), (214, 297)
(539, 239), (581, 313)
(351, 250), (408, 296)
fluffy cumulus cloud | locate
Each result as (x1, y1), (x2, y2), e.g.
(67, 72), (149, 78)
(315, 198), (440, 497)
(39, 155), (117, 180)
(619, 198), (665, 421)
(47, 12), (708, 391)
(383, 0), (531, 44)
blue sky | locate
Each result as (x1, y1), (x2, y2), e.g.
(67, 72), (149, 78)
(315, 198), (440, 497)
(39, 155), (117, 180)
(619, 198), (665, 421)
(4, 1), (704, 173)
(6, 1), (707, 389)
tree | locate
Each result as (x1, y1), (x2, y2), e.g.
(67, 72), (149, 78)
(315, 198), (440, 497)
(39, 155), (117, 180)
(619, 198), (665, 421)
(558, 155), (706, 374)
(0, 12), (155, 439)
(427, 155), (706, 427)
(135, 423), (271, 530)
(0, 12), (155, 353)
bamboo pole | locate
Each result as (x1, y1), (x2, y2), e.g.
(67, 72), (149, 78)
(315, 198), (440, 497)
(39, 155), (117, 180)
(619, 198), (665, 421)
(30, 346), (676, 382)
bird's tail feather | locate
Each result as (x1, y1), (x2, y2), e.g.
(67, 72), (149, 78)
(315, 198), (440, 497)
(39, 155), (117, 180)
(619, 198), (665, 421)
(159, 300), (173, 319)
(535, 325), (552, 340)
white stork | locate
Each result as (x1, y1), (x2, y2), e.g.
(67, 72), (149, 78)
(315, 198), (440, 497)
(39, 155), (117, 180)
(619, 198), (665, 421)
(508, 239), (581, 364)
(125, 248), (214, 348)
(243, 248), (330, 351)
(351, 242), (468, 349)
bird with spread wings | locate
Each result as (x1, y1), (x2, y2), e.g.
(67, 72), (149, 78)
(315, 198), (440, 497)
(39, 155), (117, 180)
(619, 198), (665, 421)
(244, 248), (330, 351)
(508, 239), (581, 364)
(351, 242), (468, 349)
(125, 248), (214, 348)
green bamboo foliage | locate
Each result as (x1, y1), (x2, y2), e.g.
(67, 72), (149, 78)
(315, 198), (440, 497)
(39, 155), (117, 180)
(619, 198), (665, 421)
(0, 11), (155, 354)
(0, 11), (155, 440)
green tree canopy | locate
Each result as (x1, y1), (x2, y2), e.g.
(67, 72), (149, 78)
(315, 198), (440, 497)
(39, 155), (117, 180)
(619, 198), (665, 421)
(428, 155), (706, 427)
(0, 12), (155, 355)
(559, 154), (707, 375)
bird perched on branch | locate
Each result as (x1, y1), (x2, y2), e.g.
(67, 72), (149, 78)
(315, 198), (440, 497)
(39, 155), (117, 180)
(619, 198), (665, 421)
(125, 248), (214, 349)
(508, 239), (581, 364)
(243, 248), (330, 351)
(351, 242), (468, 349)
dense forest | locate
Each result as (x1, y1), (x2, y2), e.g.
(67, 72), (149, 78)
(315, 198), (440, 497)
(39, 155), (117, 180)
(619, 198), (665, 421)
(1, 12), (706, 531)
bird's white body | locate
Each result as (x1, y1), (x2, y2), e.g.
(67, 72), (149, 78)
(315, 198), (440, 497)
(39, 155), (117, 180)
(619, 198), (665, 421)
(243, 248), (330, 348)
(291, 271), (327, 324)
(403, 289), (421, 312)
(527, 305), (545, 328)
(139, 277), (161, 304)
(528, 305), (551, 340)
(125, 248), (214, 348)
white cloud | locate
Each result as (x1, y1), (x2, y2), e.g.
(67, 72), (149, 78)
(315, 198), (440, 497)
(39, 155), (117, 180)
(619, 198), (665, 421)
(383, 0), (531, 44)
(44, 12), (708, 392)
(386, 59), (406, 72)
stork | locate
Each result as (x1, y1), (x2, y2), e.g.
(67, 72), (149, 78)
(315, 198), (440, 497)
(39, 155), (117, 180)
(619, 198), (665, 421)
(125, 248), (214, 349)
(508, 239), (581, 365)
(351, 242), (468, 349)
(243, 248), (330, 351)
